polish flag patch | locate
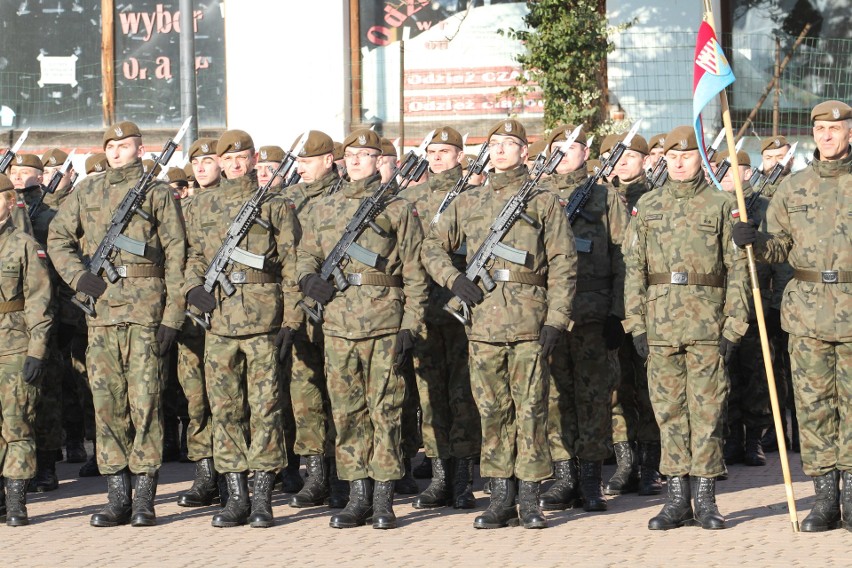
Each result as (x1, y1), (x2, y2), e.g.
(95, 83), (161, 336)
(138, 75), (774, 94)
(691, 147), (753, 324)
(731, 209), (740, 219)
(412, 208), (419, 217)
(631, 207), (638, 217)
(37, 249), (47, 259)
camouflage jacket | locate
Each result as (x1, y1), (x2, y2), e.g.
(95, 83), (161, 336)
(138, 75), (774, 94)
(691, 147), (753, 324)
(623, 172), (750, 346)
(540, 169), (627, 324)
(11, 192), (34, 235)
(398, 165), (468, 325)
(47, 159), (187, 329)
(18, 186), (56, 246)
(287, 169), (340, 217)
(0, 218), (53, 359)
(184, 171), (302, 337)
(754, 151), (852, 341)
(750, 174), (794, 311)
(422, 165), (577, 342)
(617, 175), (653, 212)
(296, 172), (428, 339)
(43, 184), (74, 210)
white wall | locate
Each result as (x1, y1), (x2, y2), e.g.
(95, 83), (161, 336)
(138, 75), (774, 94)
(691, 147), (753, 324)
(223, 0), (348, 147)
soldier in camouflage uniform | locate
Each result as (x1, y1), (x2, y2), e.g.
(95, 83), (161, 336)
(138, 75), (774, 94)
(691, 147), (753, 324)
(256, 145), (286, 191)
(41, 149), (77, 210)
(624, 125), (750, 531)
(423, 119), (577, 529)
(297, 128), (428, 530)
(534, 125), (627, 513)
(733, 101), (852, 532)
(48, 121), (187, 527)
(607, 133), (662, 497)
(398, 126), (481, 511)
(184, 130), (302, 528)
(0, 176), (53, 526)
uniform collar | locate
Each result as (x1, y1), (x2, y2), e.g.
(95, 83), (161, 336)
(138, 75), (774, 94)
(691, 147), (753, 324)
(811, 146), (852, 178)
(427, 165), (462, 192)
(487, 165), (528, 191)
(664, 171), (706, 199)
(342, 172), (382, 198)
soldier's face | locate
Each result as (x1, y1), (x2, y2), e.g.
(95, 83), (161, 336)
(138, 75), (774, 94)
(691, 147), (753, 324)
(343, 147), (380, 182)
(614, 149), (647, 182)
(219, 149), (256, 179)
(192, 156), (221, 188)
(255, 161), (283, 188)
(43, 165), (74, 191)
(0, 191), (12, 223)
(551, 141), (588, 175)
(9, 165), (43, 189)
(761, 145), (790, 173)
(296, 154), (333, 183)
(105, 138), (144, 168)
(666, 149), (701, 181)
(378, 155), (397, 184)
(813, 120), (851, 161)
(716, 164), (750, 193)
(649, 147), (665, 167)
(488, 135), (528, 173)
(426, 143), (464, 174)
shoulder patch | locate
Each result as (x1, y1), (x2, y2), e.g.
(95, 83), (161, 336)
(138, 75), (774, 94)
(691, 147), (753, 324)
(411, 207), (419, 217)
(631, 207), (638, 217)
(37, 249), (47, 259)
(731, 208), (740, 219)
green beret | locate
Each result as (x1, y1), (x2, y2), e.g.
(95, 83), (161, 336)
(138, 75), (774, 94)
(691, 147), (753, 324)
(599, 134), (619, 156)
(618, 132), (649, 155)
(257, 145), (285, 163)
(166, 167), (188, 183)
(760, 135), (789, 153)
(103, 121), (142, 148)
(429, 127), (464, 150)
(546, 124), (586, 152)
(527, 139), (547, 159)
(332, 141), (344, 161)
(714, 149), (751, 167)
(648, 133), (666, 150)
(487, 119), (527, 144)
(188, 138), (218, 160)
(663, 126), (698, 153)
(41, 148), (69, 168)
(85, 153), (108, 174)
(183, 162), (195, 181)
(12, 153), (44, 171)
(217, 130), (255, 156)
(142, 159), (162, 176)
(295, 130), (335, 158)
(380, 138), (398, 158)
(811, 100), (852, 122)
(0, 173), (13, 193)
(343, 129), (382, 152)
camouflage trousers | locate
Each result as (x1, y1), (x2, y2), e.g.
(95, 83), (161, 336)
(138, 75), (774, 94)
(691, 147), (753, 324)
(727, 323), (773, 429)
(788, 335), (852, 476)
(0, 352), (38, 479)
(176, 321), (213, 461)
(470, 339), (551, 481)
(612, 335), (660, 444)
(647, 344), (728, 477)
(205, 332), (285, 473)
(413, 320), (480, 459)
(325, 334), (404, 482)
(87, 325), (163, 476)
(61, 331), (95, 441)
(287, 327), (333, 456)
(399, 358), (422, 459)
(34, 343), (63, 451)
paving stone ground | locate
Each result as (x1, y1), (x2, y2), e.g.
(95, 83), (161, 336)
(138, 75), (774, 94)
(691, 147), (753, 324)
(4, 444), (851, 567)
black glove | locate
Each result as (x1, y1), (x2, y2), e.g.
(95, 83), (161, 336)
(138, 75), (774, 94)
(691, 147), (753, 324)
(274, 327), (295, 364)
(156, 325), (179, 356)
(538, 325), (562, 359)
(300, 274), (335, 306)
(451, 276), (483, 305)
(632, 332), (649, 360)
(602, 315), (625, 350)
(23, 356), (44, 385)
(393, 329), (415, 370)
(187, 286), (216, 313)
(765, 308), (782, 338)
(719, 336), (739, 365)
(76, 272), (107, 299)
(732, 220), (758, 248)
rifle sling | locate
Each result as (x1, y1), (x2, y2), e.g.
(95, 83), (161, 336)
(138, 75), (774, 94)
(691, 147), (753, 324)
(0, 299), (25, 314)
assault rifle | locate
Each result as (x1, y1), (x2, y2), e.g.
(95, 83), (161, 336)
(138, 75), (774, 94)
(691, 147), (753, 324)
(430, 142), (489, 227)
(745, 141), (797, 220)
(712, 137), (745, 182)
(299, 131), (433, 324)
(705, 129), (726, 162)
(444, 147), (565, 326)
(29, 149), (75, 221)
(0, 128), (30, 172)
(72, 117), (192, 316)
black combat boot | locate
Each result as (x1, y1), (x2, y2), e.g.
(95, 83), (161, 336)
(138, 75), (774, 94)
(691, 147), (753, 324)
(539, 459), (581, 510)
(329, 478), (373, 528)
(762, 411), (788, 452)
(648, 475), (693, 530)
(723, 421), (745, 464)
(744, 427), (767, 466)
(372, 480), (396, 529)
(473, 477), (518, 529)
(278, 450), (304, 493)
(579, 459), (607, 512)
(394, 457), (419, 495)
(801, 470), (841, 532)
(28, 450), (59, 493)
(453, 457), (476, 509)
(79, 450), (101, 478)
(637, 442), (663, 496)
(605, 442), (639, 495)
(518, 480), (547, 529)
(217, 470), (230, 507)
(162, 417), (181, 463)
(841, 471), (852, 532)
(90, 469), (132, 527)
(412, 458), (452, 509)
(249, 471), (276, 528)
(212, 472), (250, 527)
(290, 455), (329, 507)
(413, 455), (432, 479)
(65, 422), (88, 463)
(0, 477), (6, 523)
(482, 478), (492, 495)
(130, 472), (159, 526)
(6, 479), (29, 526)
(692, 477), (725, 529)
(327, 458), (349, 509)
(177, 457), (218, 507)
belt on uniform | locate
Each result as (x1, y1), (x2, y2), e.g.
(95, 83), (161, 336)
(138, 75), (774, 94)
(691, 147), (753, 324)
(345, 273), (402, 287)
(793, 269), (852, 284)
(647, 272), (725, 287)
(576, 277), (612, 293)
(0, 299), (24, 314)
(115, 265), (165, 278)
(228, 270), (279, 284)
(491, 269), (547, 286)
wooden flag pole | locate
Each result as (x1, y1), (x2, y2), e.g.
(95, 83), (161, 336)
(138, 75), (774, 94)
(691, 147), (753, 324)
(702, 0), (799, 533)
